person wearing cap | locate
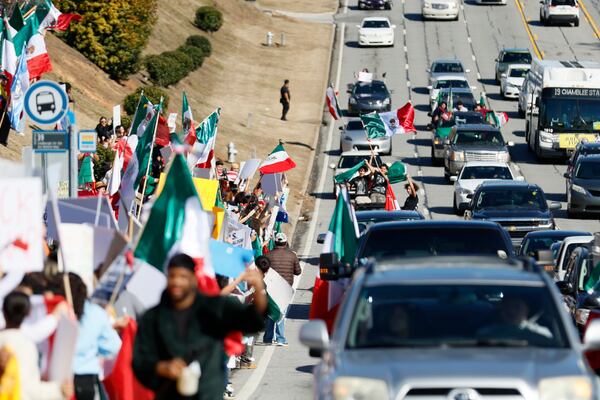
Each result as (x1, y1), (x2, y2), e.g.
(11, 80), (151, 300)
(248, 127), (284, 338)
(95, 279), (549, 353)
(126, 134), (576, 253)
(133, 253), (267, 400)
(262, 233), (301, 346)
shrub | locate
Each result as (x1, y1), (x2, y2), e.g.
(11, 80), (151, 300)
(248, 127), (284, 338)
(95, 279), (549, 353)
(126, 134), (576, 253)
(56, 0), (158, 80)
(185, 35), (212, 57)
(94, 142), (115, 182)
(177, 45), (205, 69)
(194, 6), (223, 33)
(121, 115), (132, 130)
(124, 86), (170, 115)
(164, 50), (194, 73)
(145, 54), (187, 87)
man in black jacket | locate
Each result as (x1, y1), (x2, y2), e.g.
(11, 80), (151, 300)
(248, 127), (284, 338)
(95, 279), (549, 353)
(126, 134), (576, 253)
(133, 254), (266, 400)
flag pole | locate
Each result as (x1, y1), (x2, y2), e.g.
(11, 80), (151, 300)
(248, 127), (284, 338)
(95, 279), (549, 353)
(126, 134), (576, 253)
(137, 97), (162, 219)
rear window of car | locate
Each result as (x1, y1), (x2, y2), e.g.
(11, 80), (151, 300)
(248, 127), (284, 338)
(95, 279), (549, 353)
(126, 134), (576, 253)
(509, 68), (529, 78)
(346, 120), (364, 130)
(339, 156), (382, 168)
(363, 20), (390, 28)
(454, 130), (504, 146)
(575, 160), (600, 179)
(501, 52), (532, 64)
(551, 0), (576, 6)
(433, 63), (464, 73)
(355, 82), (387, 94)
(434, 80), (469, 89)
(460, 166), (512, 180)
(474, 188), (547, 210)
(360, 227), (510, 259)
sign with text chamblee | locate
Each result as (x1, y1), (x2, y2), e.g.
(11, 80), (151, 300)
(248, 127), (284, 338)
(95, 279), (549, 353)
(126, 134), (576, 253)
(0, 178), (44, 273)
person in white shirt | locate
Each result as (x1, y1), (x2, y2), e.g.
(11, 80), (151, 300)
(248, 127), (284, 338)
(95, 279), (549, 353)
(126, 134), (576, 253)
(454, 100), (469, 112)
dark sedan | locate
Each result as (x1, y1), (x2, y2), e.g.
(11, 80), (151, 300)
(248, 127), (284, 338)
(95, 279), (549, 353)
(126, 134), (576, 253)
(565, 154), (600, 217)
(358, 0), (392, 9)
(347, 80), (391, 116)
(519, 230), (591, 257)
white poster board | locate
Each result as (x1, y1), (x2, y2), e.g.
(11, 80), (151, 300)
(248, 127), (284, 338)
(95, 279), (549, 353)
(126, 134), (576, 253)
(260, 173), (282, 196)
(237, 159), (261, 182)
(48, 316), (79, 381)
(112, 105), (121, 134)
(0, 178), (44, 273)
(126, 263), (167, 309)
(58, 223), (95, 293)
(167, 113), (178, 132)
(221, 212), (253, 248)
(264, 269), (294, 315)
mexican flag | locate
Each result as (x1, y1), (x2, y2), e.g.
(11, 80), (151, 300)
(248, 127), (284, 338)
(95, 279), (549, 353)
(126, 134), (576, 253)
(134, 153), (215, 279)
(128, 94), (152, 136)
(13, 16), (51, 80)
(8, 50), (29, 133)
(385, 183), (400, 211)
(259, 143), (296, 174)
(182, 92), (195, 141)
(334, 160), (366, 183)
(486, 111), (509, 127)
(263, 268), (294, 322)
(8, 6), (24, 37)
(387, 161), (407, 184)
(360, 102), (416, 139)
(187, 108), (220, 170)
(479, 92), (486, 107)
(78, 154), (95, 188)
(36, 0), (82, 32)
(325, 86), (342, 120)
(1, 19), (18, 87)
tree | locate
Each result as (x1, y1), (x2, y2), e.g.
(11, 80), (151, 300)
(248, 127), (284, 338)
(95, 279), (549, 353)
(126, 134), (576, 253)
(185, 35), (212, 57)
(55, 0), (158, 80)
(123, 86), (169, 116)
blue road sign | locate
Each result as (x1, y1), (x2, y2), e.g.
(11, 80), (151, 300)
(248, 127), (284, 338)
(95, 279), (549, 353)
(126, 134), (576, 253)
(24, 81), (69, 126)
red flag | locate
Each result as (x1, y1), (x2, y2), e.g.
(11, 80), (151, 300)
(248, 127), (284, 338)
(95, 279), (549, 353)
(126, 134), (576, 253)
(155, 115), (171, 147)
(103, 319), (154, 400)
(309, 277), (339, 333)
(385, 183), (400, 211)
(398, 102), (416, 133)
(53, 14), (82, 31)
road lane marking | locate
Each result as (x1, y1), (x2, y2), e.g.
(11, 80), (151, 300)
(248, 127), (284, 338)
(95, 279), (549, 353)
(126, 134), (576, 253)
(514, 0), (544, 59)
(477, 72), (482, 80)
(579, 0), (600, 39)
(406, 80), (411, 86)
(467, 37), (472, 43)
(405, 64), (409, 70)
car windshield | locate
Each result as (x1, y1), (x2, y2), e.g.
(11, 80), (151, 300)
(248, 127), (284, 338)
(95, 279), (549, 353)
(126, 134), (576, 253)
(347, 284), (568, 349)
(360, 227), (510, 259)
(454, 130), (505, 146)
(501, 52), (532, 64)
(346, 120), (364, 131)
(460, 166), (512, 180)
(363, 20), (390, 28)
(521, 237), (564, 257)
(339, 155), (382, 169)
(542, 98), (600, 132)
(454, 114), (484, 125)
(434, 80), (469, 89)
(575, 160), (600, 179)
(433, 63), (464, 73)
(355, 82), (387, 95)
(509, 68), (529, 78)
(475, 188), (547, 210)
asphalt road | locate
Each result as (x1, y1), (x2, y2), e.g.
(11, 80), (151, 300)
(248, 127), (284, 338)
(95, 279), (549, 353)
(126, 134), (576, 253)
(232, 0), (600, 397)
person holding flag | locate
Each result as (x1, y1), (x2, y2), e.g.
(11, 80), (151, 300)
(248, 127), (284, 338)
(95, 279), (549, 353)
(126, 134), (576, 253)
(401, 176), (420, 211)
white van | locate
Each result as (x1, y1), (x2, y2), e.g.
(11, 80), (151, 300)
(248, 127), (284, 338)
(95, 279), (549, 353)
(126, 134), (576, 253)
(555, 235), (593, 280)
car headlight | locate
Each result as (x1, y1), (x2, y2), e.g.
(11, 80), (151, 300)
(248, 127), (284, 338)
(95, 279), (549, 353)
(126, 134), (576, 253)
(496, 152), (510, 162)
(540, 131), (553, 143)
(433, 137), (441, 145)
(538, 376), (592, 400)
(333, 377), (388, 400)
(458, 187), (472, 194)
(383, 98), (390, 105)
(539, 219), (553, 227)
(349, 97), (357, 105)
(572, 184), (587, 195)
(450, 151), (464, 161)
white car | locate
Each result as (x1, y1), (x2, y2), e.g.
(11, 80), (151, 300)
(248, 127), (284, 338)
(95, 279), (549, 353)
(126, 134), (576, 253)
(357, 17), (395, 47)
(500, 64), (530, 99)
(422, 0), (459, 20)
(540, 0), (579, 26)
(450, 162), (523, 214)
(428, 75), (474, 109)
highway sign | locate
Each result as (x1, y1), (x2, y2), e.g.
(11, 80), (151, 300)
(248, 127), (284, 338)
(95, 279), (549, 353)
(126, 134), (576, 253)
(32, 130), (68, 153)
(78, 130), (97, 153)
(24, 81), (69, 125)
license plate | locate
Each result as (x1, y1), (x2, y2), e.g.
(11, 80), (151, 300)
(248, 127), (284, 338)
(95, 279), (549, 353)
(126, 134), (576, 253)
(432, 3), (447, 8)
(558, 134), (598, 149)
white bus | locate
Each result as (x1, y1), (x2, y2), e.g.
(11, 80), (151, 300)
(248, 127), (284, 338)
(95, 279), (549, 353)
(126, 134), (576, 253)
(525, 59), (600, 160)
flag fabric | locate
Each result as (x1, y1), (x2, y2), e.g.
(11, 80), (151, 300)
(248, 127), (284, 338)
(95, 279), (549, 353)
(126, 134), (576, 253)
(187, 108), (220, 170)
(263, 268), (294, 322)
(134, 153), (215, 279)
(182, 92), (194, 141)
(387, 161), (407, 184)
(479, 92), (486, 107)
(108, 146), (125, 196)
(155, 115), (171, 147)
(486, 111), (509, 127)
(334, 160), (365, 183)
(385, 183), (400, 211)
(397, 102), (416, 133)
(308, 276), (340, 333)
(322, 186), (359, 266)
(360, 105), (414, 139)
(37, 0), (82, 32)
(325, 86), (342, 120)
(208, 239), (253, 278)
(13, 17), (52, 79)
(447, 88), (454, 111)
(1, 19), (18, 86)
(259, 143), (296, 174)
(128, 94), (151, 136)
(78, 154), (95, 188)
(7, 50), (29, 133)
(8, 7), (24, 37)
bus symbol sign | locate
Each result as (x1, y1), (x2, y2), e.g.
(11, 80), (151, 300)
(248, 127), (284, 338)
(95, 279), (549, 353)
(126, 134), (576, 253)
(24, 81), (69, 125)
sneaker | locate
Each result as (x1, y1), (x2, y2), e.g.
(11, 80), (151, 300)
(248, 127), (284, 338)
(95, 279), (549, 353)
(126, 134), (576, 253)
(275, 341), (289, 347)
(224, 384), (235, 399)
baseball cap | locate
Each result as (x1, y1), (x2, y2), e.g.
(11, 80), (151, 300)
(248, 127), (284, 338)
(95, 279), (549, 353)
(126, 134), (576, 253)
(275, 232), (288, 245)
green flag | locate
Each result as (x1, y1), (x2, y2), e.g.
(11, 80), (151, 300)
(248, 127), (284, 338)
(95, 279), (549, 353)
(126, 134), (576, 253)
(334, 160), (366, 183)
(585, 262), (600, 291)
(133, 104), (161, 189)
(387, 161), (407, 184)
(479, 92), (486, 108)
(9, 6), (24, 34)
(360, 113), (386, 139)
(78, 155), (95, 187)
(322, 187), (359, 265)
(129, 94), (151, 136)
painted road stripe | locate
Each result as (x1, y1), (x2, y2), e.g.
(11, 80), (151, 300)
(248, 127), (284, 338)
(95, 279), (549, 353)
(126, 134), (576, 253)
(514, 0), (544, 59)
(579, 0), (600, 39)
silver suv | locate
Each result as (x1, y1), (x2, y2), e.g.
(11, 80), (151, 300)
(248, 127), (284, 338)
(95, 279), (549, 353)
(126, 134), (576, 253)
(300, 257), (600, 400)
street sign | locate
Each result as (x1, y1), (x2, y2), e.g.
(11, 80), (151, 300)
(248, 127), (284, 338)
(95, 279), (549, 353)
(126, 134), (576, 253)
(78, 130), (97, 153)
(24, 80), (69, 125)
(32, 130), (68, 153)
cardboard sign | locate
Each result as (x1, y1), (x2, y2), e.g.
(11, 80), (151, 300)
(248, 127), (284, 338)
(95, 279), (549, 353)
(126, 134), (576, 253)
(260, 173), (283, 196)
(264, 269), (294, 317)
(0, 178), (44, 273)
(237, 159), (261, 182)
(112, 105), (121, 134)
(221, 212), (252, 248)
(48, 316), (79, 381)
(58, 223), (95, 292)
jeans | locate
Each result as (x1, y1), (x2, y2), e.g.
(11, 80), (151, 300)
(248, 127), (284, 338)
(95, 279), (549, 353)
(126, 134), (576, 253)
(263, 317), (286, 344)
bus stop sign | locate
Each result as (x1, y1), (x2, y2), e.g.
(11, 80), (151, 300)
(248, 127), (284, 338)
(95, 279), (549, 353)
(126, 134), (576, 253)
(24, 81), (69, 126)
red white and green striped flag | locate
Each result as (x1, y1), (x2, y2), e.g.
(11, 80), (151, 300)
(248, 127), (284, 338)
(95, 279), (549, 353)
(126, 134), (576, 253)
(187, 108), (220, 170)
(182, 91), (194, 141)
(1, 18), (18, 87)
(36, 0), (82, 32)
(326, 86), (342, 120)
(360, 102), (416, 138)
(78, 154), (95, 189)
(13, 16), (51, 80)
(486, 111), (509, 127)
(259, 143), (296, 174)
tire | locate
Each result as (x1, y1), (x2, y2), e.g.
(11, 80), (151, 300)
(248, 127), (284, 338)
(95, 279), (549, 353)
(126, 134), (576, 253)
(444, 168), (451, 182)
(454, 13), (459, 21)
(574, 18), (580, 26)
(453, 196), (462, 215)
(500, 86), (504, 98)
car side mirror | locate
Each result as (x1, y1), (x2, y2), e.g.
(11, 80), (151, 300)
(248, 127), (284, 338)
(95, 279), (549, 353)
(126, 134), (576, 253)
(583, 319), (600, 351)
(300, 320), (330, 357)
(319, 252), (341, 281)
(563, 172), (570, 179)
(427, 85), (433, 90)
(450, 176), (457, 182)
(427, 112), (432, 117)
(556, 280), (574, 295)
(515, 176), (525, 181)
(329, 163), (336, 169)
(548, 201), (561, 210)
(316, 233), (326, 244)
(338, 126), (344, 131)
(507, 141), (515, 147)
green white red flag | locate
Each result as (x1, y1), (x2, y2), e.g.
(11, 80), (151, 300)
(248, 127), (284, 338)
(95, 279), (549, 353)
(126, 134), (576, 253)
(325, 86), (342, 120)
(259, 143), (296, 174)
(187, 108), (220, 170)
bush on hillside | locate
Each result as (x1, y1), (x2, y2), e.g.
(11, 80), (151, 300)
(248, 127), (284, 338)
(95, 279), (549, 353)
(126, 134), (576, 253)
(123, 86), (170, 116)
(94, 142), (115, 182)
(194, 6), (223, 33)
(177, 45), (205, 69)
(145, 54), (187, 87)
(165, 50), (195, 73)
(185, 35), (212, 57)
(56, 0), (158, 80)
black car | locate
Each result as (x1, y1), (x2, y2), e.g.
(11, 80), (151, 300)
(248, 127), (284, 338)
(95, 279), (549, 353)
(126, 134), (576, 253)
(566, 141), (600, 176)
(465, 181), (561, 246)
(519, 230), (590, 257)
(347, 80), (391, 116)
(556, 245), (600, 333)
(564, 154), (600, 217)
(358, 0), (392, 9)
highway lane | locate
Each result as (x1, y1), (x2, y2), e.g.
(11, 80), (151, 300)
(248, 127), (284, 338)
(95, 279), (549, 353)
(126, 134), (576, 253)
(241, 0), (600, 397)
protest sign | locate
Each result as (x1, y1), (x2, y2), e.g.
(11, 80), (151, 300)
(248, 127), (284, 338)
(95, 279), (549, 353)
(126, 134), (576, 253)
(212, 207), (225, 239)
(92, 255), (135, 306)
(209, 240), (254, 278)
(156, 175), (219, 211)
(237, 159), (261, 183)
(58, 223), (95, 292)
(260, 173), (282, 196)
(45, 201), (112, 241)
(113, 105), (121, 135)
(48, 316), (79, 382)
(126, 263), (167, 309)
(264, 269), (294, 321)
(221, 212), (252, 248)
(0, 178), (44, 273)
